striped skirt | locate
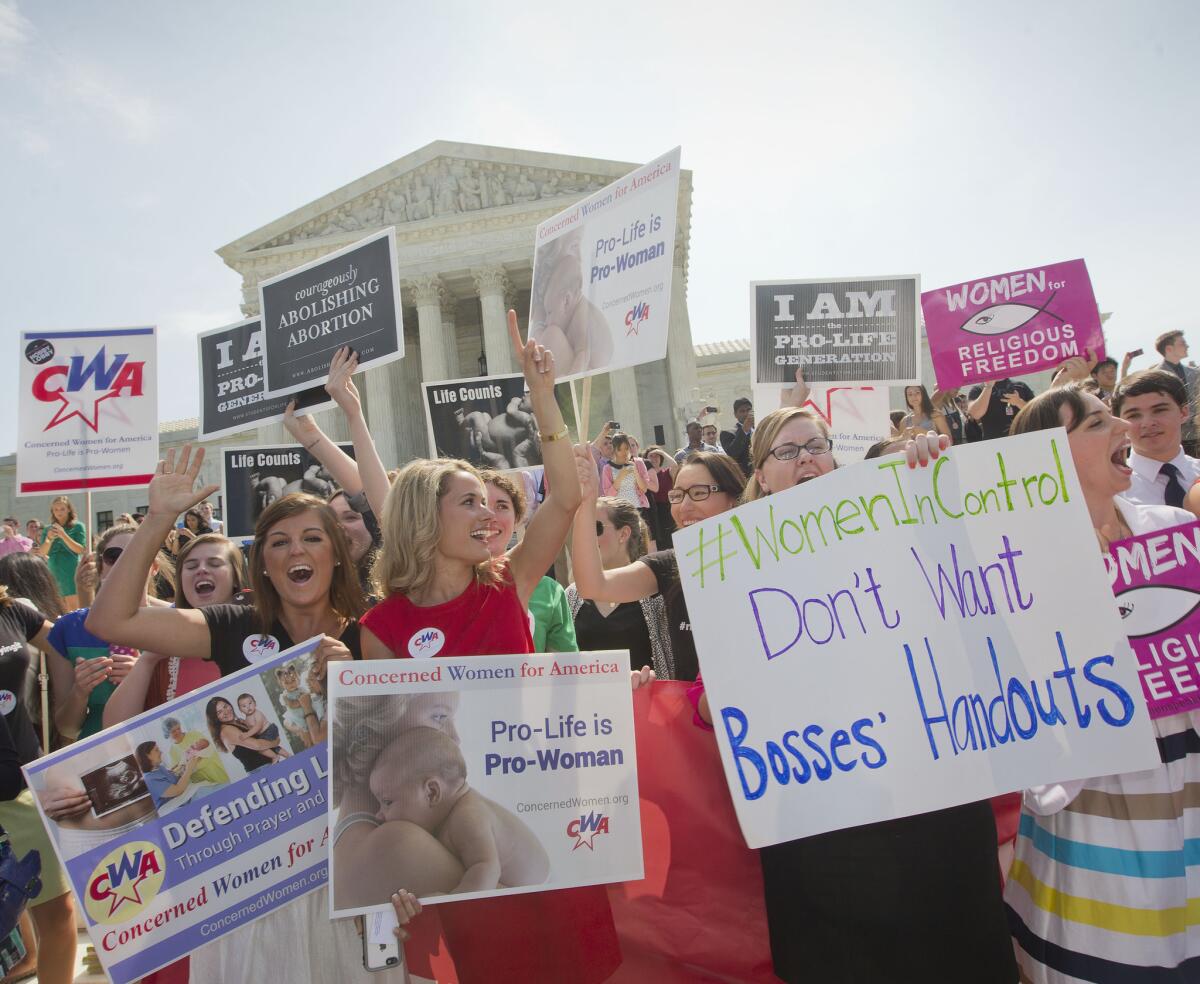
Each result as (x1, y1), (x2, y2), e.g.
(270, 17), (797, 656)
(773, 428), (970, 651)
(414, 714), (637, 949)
(1004, 712), (1200, 982)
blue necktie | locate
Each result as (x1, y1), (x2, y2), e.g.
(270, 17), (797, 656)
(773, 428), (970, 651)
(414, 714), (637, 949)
(1161, 462), (1187, 508)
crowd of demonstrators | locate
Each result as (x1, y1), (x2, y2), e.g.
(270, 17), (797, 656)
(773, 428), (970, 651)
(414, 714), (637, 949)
(643, 446), (678, 548)
(719, 396), (755, 473)
(674, 418), (721, 463)
(567, 497), (674, 677)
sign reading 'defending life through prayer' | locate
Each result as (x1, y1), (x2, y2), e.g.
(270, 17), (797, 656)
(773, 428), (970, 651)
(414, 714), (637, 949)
(259, 229), (404, 398)
(1107, 519), (1200, 719)
(197, 318), (334, 440)
(921, 259), (1104, 389)
(674, 431), (1159, 848)
(328, 652), (643, 916)
(17, 327), (158, 495)
(528, 148), (680, 381)
(23, 637), (330, 984)
(750, 277), (920, 386)
(221, 443), (355, 542)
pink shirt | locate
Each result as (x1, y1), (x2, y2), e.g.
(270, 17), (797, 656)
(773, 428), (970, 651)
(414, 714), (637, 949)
(0, 535), (33, 558)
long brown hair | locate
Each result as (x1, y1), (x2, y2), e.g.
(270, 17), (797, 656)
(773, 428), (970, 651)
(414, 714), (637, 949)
(48, 495), (76, 526)
(743, 408), (833, 502)
(1011, 384), (1090, 436)
(248, 494), (365, 633)
(676, 451), (748, 502)
(905, 385), (936, 421)
(175, 534), (246, 610)
(205, 696), (248, 752)
(596, 497), (649, 561)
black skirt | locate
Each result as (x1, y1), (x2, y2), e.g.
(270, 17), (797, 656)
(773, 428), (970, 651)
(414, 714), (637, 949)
(760, 800), (1017, 984)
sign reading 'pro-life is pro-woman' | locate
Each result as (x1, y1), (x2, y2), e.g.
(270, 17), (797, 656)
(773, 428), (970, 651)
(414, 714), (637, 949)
(674, 431), (1159, 848)
(528, 148), (680, 381)
(259, 228), (404, 398)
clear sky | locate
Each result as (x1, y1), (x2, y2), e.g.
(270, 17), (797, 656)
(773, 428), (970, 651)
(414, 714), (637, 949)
(2, 0), (1197, 454)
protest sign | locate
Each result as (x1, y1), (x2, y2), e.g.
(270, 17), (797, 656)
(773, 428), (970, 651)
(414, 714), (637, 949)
(423, 373), (542, 470)
(529, 147), (680, 381)
(221, 443), (354, 541)
(674, 430), (1159, 848)
(1107, 518), (1200, 718)
(198, 318), (333, 440)
(17, 327), (158, 495)
(921, 258), (1104, 389)
(22, 637), (331, 984)
(328, 651), (643, 915)
(259, 228), (403, 398)
(751, 383), (891, 462)
(750, 277), (920, 386)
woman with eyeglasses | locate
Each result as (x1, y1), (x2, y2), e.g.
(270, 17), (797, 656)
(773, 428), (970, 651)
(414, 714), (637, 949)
(571, 449), (747, 681)
(567, 497), (674, 677)
(45, 524), (164, 740)
(724, 406), (1017, 984)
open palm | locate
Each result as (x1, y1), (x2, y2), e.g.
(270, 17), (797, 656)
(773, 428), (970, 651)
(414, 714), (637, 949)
(149, 445), (221, 518)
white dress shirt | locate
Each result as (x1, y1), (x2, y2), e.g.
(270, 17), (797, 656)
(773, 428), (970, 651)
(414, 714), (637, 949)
(1125, 448), (1200, 506)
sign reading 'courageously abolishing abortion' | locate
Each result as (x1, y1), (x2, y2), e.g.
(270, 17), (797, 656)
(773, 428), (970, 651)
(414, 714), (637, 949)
(528, 147), (680, 381)
(921, 258), (1104, 389)
(751, 277), (920, 385)
(1107, 519), (1200, 719)
(23, 637), (331, 984)
(17, 327), (158, 495)
(674, 431), (1159, 848)
(328, 652), (643, 916)
(259, 228), (404, 398)
(197, 318), (333, 440)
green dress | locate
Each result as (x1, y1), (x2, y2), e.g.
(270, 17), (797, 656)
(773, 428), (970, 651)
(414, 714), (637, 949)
(40, 522), (86, 598)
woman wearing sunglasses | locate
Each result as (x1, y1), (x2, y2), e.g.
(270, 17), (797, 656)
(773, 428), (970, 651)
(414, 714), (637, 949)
(571, 448), (747, 681)
(46, 523), (164, 740)
(724, 407), (1016, 984)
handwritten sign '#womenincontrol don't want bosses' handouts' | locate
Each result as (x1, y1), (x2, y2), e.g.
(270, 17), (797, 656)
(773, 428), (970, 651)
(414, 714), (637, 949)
(675, 431), (1159, 848)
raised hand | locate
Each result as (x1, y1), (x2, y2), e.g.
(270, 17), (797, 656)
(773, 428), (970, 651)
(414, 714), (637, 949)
(905, 431), (952, 469)
(283, 399), (322, 446)
(782, 367), (810, 409)
(326, 346), (363, 418)
(508, 309), (556, 397)
(148, 445), (221, 520)
(574, 444), (600, 500)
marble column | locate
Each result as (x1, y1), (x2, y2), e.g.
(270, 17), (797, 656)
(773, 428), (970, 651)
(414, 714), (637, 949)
(440, 291), (460, 380)
(664, 242), (699, 451)
(364, 357), (399, 470)
(473, 266), (513, 376)
(410, 275), (448, 383)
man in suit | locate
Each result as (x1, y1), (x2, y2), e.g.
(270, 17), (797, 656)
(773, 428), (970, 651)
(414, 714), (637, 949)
(1153, 330), (1200, 456)
(719, 398), (754, 475)
(1114, 369), (1200, 507)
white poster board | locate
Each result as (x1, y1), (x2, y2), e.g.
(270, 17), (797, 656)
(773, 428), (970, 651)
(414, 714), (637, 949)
(751, 383), (891, 463)
(528, 148), (681, 380)
(17, 327), (158, 495)
(674, 430), (1160, 848)
(328, 652), (643, 915)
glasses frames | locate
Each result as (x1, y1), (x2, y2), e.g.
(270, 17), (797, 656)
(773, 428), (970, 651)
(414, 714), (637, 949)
(766, 438), (833, 461)
(667, 484), (722, 504)
(101, 546), (124, 566)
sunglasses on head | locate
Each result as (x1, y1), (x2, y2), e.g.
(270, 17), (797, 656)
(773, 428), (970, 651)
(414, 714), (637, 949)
(101, 546), (124, 566)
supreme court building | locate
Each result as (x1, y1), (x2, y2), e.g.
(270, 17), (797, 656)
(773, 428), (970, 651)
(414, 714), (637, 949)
(220, 140), (704, 462)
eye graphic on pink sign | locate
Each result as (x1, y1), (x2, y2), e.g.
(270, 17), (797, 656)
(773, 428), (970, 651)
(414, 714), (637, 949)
(922, 259), (1104, 390)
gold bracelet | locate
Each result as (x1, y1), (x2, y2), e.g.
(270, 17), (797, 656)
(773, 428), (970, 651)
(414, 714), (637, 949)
(542, 426), (570, 443)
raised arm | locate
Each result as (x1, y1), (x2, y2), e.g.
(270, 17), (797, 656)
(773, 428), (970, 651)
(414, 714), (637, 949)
(283, 398), (363, 497)
(967, 381), (994, 420)
(569, 446), (659, 604)
(85, 446), (215, 658)
(326, 347), (391, 517)
(506, 311), (582, 604)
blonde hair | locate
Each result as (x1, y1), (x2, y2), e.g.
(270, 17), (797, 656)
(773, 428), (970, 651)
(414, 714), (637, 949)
(330, 694), (411, 807)
(373, 459), (501, 599)
(596, 497), (649, 561)
(48, 495), (76, 526)
(743, 408), (832, 502)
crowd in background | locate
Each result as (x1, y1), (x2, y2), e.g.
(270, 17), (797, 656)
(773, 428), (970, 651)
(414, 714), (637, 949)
(0, 324), (1197, 982)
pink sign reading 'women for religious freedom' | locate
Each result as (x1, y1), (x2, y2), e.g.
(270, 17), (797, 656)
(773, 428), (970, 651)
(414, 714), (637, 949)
(922, 259), (1104, 390)
(1108, 519), (1200, 719)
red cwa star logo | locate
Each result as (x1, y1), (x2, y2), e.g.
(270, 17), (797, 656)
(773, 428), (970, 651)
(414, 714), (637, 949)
(566, 812), (609, 850)
(31, 347), (146, 434)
